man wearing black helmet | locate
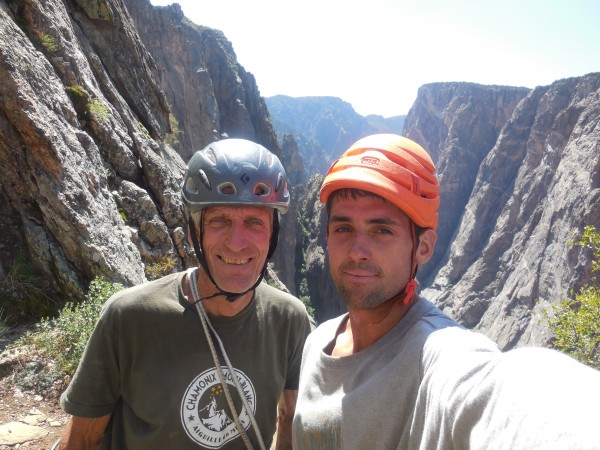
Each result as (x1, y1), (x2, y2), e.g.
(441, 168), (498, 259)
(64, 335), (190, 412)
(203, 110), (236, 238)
(292, 134), (600, 449)
(58, 139), (313, 450)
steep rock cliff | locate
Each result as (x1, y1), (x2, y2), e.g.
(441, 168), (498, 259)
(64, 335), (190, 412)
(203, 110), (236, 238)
(123, 0), (281, 163)
(403, 82), (531, 283)
(298, 175), (346, 322)
(422, 74), (600, 349)
(0, 0), (294, 308)
(0, 0), (183, 303)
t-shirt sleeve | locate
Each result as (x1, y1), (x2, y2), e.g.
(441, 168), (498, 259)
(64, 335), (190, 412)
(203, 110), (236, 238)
(414, 327), (600, 449)
(284, 301), (313, 391)
(60, 299), (122, 418)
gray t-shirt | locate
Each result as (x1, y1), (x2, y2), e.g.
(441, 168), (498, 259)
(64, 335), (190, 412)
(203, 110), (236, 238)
(61, 271), (312, 449)
(293, 298), (600, 449)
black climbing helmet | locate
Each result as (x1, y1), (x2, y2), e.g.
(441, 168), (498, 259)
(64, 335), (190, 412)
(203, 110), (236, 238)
(182, 138), (289, 217)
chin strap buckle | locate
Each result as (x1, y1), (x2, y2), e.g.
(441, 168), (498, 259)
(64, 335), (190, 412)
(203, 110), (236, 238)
(403, 279), (417, 305)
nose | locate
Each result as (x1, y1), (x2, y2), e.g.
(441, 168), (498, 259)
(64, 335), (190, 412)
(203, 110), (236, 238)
(223, 221), (250, 252)
(347, 232), (371, 261)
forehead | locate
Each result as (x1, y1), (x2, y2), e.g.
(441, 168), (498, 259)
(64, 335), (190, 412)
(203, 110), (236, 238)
(204, 205), (272, 219)
(328, 194), (409, 223)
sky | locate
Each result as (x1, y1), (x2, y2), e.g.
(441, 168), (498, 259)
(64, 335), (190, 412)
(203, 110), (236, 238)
(148, 0), (599, 118)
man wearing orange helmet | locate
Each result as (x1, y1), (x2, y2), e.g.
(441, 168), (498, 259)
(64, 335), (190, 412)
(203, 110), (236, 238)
(292, 134), (600, 449)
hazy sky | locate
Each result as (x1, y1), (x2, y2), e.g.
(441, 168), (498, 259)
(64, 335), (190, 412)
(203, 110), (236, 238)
(148, 0), (599, 118)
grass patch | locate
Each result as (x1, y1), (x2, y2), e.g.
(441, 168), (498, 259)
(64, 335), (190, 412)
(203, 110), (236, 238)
(38, 33), (58, 53)
(87, 100), (110, 122)
(66, 85), (90, 115)
(165, 113), (182, 146)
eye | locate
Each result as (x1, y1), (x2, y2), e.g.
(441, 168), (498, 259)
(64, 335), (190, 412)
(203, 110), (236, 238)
(375, 227), (393, 235)
(332, 225), (351, 233)
(206, 217), (228, 228)
(246, 218), (266, 229)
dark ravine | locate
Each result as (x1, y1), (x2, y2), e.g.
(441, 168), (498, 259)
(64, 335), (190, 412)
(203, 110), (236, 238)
(0, 0), (599, 351)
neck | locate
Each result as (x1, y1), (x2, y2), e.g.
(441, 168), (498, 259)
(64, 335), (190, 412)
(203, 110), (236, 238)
(182, 269), (254, 318)
(331, 294), (417, 356)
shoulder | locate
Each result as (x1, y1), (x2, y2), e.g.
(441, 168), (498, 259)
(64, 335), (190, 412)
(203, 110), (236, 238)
(304, 315), (346, 347)
(255, 282), (310, 316)
(102, 271), (184, 315)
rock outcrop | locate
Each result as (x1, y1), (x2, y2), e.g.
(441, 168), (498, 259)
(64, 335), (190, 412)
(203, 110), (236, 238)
(403, 82), (531, 283)
(1, 0), (179, 302)
(0, 0), (292, 307)
(420, 75), (600, 349)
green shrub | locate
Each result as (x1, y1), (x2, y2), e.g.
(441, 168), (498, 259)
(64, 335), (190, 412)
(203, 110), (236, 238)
(0, 253), (56, 324)
(544, 226), (600, 369)
(17, 277), (123, 378)
(87, 100), (110, 122)
(66, 85), (90, 114)
(165, 113), (182, 146)
(39, 33), (58, 53)
(145, 256), (177, 280)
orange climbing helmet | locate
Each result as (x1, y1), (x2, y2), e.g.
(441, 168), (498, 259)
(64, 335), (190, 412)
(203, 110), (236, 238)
(320, 134), (440, 230)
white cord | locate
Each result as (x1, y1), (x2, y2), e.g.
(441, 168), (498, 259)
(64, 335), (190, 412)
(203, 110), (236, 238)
(188, 269), (267, 450)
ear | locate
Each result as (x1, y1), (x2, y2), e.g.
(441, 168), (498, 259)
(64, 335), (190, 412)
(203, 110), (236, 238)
(415, 229), (436, 265)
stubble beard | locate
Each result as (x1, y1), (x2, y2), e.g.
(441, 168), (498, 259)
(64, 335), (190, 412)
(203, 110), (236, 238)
(337, 283), (391, 310)
(333, 262), (395, 310)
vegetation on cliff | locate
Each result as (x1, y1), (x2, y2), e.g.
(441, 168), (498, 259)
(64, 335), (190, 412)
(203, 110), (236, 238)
(544, 226), (600, 369)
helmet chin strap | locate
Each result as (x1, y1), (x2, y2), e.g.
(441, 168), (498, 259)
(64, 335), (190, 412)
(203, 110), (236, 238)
(403, 221), (419, 305)
(386, 221), (419, 306)
(188, 210), (272, 303)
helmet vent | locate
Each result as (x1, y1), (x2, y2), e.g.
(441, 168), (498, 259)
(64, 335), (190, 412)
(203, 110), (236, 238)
(254, 183), (271, 197)
(217, 182), (237, 195)
(185, 176), (198, 194)
(206, 148), (217, 164)
(275, 173), (283, 192)
(198, 169), (211, 190)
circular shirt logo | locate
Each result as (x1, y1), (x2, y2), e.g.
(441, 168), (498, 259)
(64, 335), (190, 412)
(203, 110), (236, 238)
(181, 367), (256, 448)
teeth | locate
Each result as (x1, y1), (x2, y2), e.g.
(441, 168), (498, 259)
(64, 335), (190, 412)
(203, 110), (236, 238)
(222, 257), (249, 265)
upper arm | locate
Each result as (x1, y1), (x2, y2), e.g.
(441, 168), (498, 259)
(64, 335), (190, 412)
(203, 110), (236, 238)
(278, 389), (298, 420)
(274, 389), (298, 450)
(59, 415), (111, 450)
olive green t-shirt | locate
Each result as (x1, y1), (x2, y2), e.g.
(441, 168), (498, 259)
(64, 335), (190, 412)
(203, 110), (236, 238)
(61, 271), (312, 449)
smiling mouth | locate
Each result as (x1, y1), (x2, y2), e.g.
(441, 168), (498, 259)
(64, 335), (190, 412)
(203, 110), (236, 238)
(221, 257), (251, 265)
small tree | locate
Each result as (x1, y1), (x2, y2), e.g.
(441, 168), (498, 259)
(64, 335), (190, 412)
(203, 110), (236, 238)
(545, 226), (600, 369)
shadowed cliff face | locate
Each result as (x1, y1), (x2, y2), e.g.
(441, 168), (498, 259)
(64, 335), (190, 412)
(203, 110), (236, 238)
(419, 75), (600, 349)
(403, 82), (531, 283)
(0, 0), (291, 304)
(123, 0), (282, 163)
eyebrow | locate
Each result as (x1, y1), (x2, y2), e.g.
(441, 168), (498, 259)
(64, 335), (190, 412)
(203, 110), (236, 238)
(329, 215), (401, 226)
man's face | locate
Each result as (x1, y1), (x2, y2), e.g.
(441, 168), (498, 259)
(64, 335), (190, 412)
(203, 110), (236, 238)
(327, 194), (416, 310)
(200, 205), (272, 294)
